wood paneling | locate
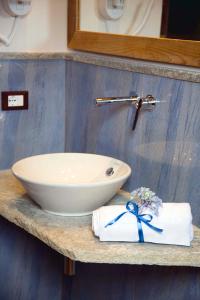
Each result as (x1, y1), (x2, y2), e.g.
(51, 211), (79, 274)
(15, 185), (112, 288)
(69, 30), (200, 67)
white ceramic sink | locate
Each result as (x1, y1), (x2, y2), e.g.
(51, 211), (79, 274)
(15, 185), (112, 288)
(12, 153), (131, 216)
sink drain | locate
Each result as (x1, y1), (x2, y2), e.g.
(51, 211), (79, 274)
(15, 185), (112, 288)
(105, 167), (114, 176)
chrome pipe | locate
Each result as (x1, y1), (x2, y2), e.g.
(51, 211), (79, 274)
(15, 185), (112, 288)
(95, 96), (140, 106)
(96, 95), (159, 107)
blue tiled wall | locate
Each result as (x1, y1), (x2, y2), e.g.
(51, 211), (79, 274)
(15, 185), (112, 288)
(0, 59), (200, 224)
(0, 60), (66, 168)
(66, 61), (200, 224)
(0, 57), (200, 300)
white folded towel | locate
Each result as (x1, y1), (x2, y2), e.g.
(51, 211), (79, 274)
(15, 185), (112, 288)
(93, 203), (193, 246)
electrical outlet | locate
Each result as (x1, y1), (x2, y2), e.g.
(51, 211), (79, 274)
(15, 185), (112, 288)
(1, 91), (28, 111)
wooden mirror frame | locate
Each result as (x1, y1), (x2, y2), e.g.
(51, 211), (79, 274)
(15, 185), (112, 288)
(68, 0), (200, 67)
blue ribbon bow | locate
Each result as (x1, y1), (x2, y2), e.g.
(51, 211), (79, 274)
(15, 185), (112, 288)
(105, 201), (163, 243)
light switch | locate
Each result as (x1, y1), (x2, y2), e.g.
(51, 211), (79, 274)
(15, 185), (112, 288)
(1, 91), (28, 111)
(8, 95), (24, 107)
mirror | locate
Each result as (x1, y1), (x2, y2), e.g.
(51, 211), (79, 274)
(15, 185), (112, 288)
(80, 0), (200, 41)
(68, 0), (200, 67)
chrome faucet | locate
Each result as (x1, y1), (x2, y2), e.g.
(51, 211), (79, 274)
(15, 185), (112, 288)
(96, 95), (140, 105)
(96, 94), (160, 130)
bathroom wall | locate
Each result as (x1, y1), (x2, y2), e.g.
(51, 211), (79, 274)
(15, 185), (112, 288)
(0, 58), (67, 300)
(0, 58), (200, 226)
(65, 61), (200, 225)
(0, 59), (66, 168)
(0, 0), (67, 52)
(0, 217), (65, 300)
(0, 58), (200, 299)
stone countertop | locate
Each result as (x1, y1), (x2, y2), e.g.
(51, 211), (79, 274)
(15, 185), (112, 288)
(0, 170), (200, 267)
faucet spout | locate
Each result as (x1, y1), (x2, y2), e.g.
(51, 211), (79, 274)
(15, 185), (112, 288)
(95, 96), (140, 106)
(96, 94), (159, 108)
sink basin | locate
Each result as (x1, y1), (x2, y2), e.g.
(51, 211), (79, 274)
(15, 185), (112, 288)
(12, 153), (131, 216)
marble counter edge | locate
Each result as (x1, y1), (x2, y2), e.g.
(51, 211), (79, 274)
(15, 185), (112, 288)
(1, 207), (199, 268)
(0, 52), (72, 60)
(0, 170), (200, 267)
(0, 51), (199, 83)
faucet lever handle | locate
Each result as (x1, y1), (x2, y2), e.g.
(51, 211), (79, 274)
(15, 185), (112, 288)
(132, 95), (158, 130)
(132, 98), (143, 130)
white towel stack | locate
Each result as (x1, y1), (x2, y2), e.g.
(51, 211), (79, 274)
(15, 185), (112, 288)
(92, 203), (193, 246)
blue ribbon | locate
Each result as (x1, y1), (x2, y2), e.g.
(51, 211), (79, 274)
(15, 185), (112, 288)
(105, 201), (163, 243)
